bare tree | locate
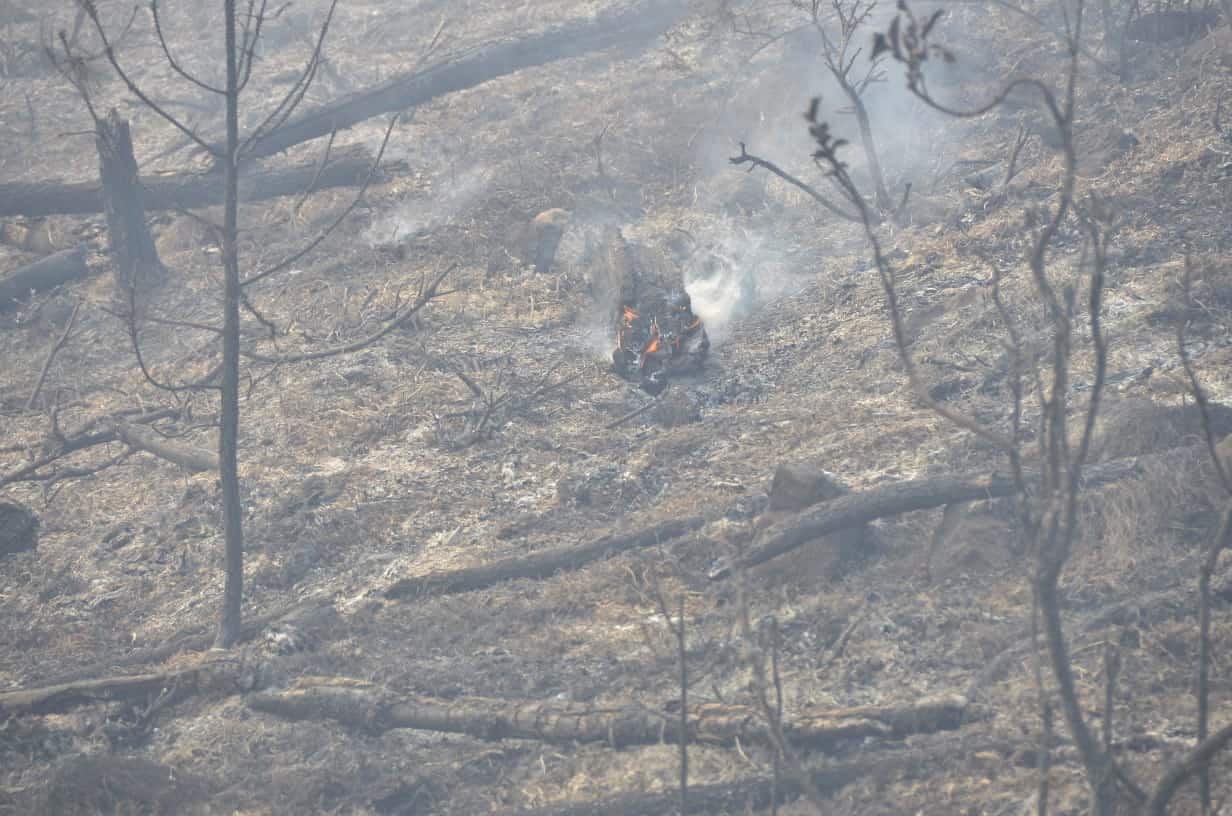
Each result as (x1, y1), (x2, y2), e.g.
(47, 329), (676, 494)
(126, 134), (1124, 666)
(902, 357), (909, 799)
(62, 0), (449, 647)
(794, 0), (894, 212)
(733, 0), (1232, 810)
(739, 1), (1232, 811)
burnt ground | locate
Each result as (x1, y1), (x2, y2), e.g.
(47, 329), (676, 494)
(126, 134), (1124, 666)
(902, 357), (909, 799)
(2, 0), (1232, 813)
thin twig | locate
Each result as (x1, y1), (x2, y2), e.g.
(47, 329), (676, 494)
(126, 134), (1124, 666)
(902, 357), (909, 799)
(26, 301), (80, 410)
(605, 397), (658, 430)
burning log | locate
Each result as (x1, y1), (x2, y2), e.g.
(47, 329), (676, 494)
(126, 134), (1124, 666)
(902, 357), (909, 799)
(612, 288), (709, 395)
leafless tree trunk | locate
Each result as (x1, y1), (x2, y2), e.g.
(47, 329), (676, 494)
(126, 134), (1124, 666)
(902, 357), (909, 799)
(63, 0), (449, 648)
(217, 0), (244, 648)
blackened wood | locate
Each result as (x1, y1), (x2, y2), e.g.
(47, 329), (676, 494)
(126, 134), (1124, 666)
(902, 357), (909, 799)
(384, 516), (704, 600)
(231, 0), (688, 161)
(250, 679), (969, 750)
(0, 145), (377, 218)
(96, 110), (162, 291)
(0, 247), (90, 308)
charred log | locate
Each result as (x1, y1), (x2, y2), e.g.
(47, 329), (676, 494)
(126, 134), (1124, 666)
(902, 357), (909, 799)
(228, 0), (688, 161)
(713, 456), (1144, 578)
(384, 516), (705, 600)
(249, 677), (969, 749)
(0, 145), (378, 218)
(0, 247), (91, 309)
(0, 660), (234, 718)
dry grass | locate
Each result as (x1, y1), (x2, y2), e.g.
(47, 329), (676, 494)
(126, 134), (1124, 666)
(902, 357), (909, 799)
(1, 0), (1231, 813)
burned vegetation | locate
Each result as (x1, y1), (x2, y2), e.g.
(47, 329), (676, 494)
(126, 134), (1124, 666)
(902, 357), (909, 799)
(2, 0), (1232, 814)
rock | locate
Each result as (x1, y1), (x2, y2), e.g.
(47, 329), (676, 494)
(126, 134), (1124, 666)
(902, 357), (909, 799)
(528, 208), (570, 274)
(767, 463), (850, 512)
(264, 601), (340, 655)
(0, 501), (38, 557)
(556, 464), (640, 509)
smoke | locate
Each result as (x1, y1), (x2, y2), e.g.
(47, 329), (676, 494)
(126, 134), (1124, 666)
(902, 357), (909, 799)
(362, 165), (491, 248)
(681, 221), (803, 343)
(667, 3), (988, 344)
(696, 3), (981, 212)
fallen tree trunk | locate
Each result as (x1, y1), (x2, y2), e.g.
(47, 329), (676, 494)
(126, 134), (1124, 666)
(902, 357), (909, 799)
(0, 145), (377, 219)
(0, 659), (234, 718)
(233, 0), (688, 161)
(383, 515), (705, 600)
(0, 247), (90, 308)
(248, 676), (968, 750)
(714, 456), (1142, 577)
(110, 420), (218, 473)
(510, 736), (1011, 816)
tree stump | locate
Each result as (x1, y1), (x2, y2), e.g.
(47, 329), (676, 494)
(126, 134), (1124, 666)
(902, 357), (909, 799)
(96, 109), (163, 295)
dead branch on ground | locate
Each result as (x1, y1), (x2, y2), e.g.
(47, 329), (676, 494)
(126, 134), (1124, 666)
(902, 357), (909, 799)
(25, 301), (80, 409)
(0, 144), (382, 219)
(0, 406), (179, 489)
(248, 676), (968, 749)
(431, 352), (572, 448)
(108, 419), (217, 473)
(383, 516), (706, 600)
(0, 657), (237, 718)
(0, 247), (91, 307)
(713, 455), (1139, 578)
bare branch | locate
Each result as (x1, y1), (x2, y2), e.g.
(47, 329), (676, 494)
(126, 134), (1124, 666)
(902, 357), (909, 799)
(239, 0), (339, 159)
(150, 0), (226, 96)
(242, 264), (453, 365)
(1149, 721), (1232, 815)
(728, 142), (862, 222)
(26, 301), (81, 410)
(242, 113), (399, 287)
(74, 0), (220, 158)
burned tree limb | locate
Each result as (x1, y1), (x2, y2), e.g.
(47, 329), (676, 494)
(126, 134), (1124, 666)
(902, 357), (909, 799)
(109, 420), (217, 473)
(0, 145), (378, 219)
(229, 0), (688, 161)
(0, 407), (178, 489)
(715, 456), (1142, 577)
(249, 677), (968, 749)
(383, 516), (705, 600)
(0, 659), (234, 718)
(1148, 720), (1232, 815)
(0, 247), (91, 308)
